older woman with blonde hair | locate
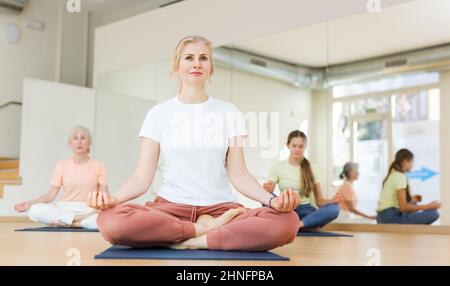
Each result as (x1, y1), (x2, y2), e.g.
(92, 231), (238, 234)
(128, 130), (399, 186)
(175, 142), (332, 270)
(15, 126), (108, 229)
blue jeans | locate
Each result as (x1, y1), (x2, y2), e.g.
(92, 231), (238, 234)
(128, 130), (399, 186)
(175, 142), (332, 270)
(377, 207), (440, 225)
(295, 203), (340, 229)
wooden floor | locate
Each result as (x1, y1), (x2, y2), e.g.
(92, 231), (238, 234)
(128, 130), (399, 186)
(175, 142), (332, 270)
(2, 222), (450, 266)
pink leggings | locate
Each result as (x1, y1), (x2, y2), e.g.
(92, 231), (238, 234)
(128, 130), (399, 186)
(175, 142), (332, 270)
(97, 196), (300, 251)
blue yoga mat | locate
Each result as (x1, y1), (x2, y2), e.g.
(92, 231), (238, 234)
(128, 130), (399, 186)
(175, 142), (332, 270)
(15, 227), (99, 232)
(95, 245), (289, 261)
(297, 231), (353, 237)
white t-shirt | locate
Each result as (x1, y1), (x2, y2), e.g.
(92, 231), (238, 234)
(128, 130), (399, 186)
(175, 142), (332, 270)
(139, 96), (248, 206)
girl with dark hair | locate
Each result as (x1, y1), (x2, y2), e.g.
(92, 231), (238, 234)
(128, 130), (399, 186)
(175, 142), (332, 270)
(376, 149), (440, 224)
(263, 130), (340, 230)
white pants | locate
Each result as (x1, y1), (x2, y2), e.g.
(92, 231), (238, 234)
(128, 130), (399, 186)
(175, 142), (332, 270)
(28, 202), (98, 229)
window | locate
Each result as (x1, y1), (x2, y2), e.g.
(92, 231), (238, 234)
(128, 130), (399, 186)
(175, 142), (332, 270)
(332, 78), (440, 223)
(332, 72), (439, 98)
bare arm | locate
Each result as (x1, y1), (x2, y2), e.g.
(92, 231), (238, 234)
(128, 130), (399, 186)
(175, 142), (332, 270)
(88, 138), (160, 210)
(312, 183), (337, 207)
(262, 180), (276, 193)
(397, 189), (439, 212)
(15, 185), (60, 212)
(98, 184), (109, 194)
(227, 136), (299, 212)
(338, 184), (374, 219)
(113, 138), (160, 203)
(343, 199), (375, 219)
(29, 185), (60, 204)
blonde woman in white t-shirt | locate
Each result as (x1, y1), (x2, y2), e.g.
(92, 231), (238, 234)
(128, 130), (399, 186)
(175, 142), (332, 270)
(87, 36), (301, 251)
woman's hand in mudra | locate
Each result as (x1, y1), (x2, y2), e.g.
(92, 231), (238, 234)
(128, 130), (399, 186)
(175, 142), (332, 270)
(270, 188), (300, 213)
(87, 191), (118, 211)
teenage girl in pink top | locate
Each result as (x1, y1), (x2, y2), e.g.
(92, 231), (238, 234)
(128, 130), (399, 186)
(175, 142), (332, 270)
(14, 126), (108, 229)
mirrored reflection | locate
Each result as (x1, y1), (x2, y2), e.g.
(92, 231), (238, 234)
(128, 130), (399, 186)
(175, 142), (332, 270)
(327, 0), (445, 225)
(92, 0), (448, 226)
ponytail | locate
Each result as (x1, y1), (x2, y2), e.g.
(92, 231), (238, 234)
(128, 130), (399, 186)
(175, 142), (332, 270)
(340, 161), (358, 180)
(300, 157), (316, 197)
(383, 149), (414, 202)
(287, 130), (315, 197)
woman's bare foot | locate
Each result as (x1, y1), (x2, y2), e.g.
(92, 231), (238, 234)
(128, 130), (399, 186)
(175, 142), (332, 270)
(169, 208), (248, 250)
(298, 220), (304, 230)
(73, 210), (96, 222)
(297, 220), (320, 232)
(48, 221), (69, 228)
(197, 208), (246, 232)
(170, 235), (208, 250)
(71, 221), (82, 228)
(49, 221), (83, 228)
(67, 210), (97, 228)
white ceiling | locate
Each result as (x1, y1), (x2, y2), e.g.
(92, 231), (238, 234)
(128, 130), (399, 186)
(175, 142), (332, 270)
(232, 0), (450, 67)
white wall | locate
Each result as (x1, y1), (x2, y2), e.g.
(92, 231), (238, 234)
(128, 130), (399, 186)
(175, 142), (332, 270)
(0, 0), (62, 104)
(95, 62), (158, 101)
(0, 78), (95, 216)
(59, 7), (89, 86)
(86, 0), (173, 87)
(0, 104), (21, 158)
(440, 71), (450, 224)
(310, 90), (332, 197)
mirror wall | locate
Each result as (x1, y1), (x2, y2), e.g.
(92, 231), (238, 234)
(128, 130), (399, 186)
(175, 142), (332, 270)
(93, 0), (449, 224)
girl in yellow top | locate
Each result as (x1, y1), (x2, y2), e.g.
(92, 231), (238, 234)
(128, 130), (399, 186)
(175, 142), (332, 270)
(376, 149), (440, 224)
(263, 130), (340, 231)
(14, 126), (108, 229)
